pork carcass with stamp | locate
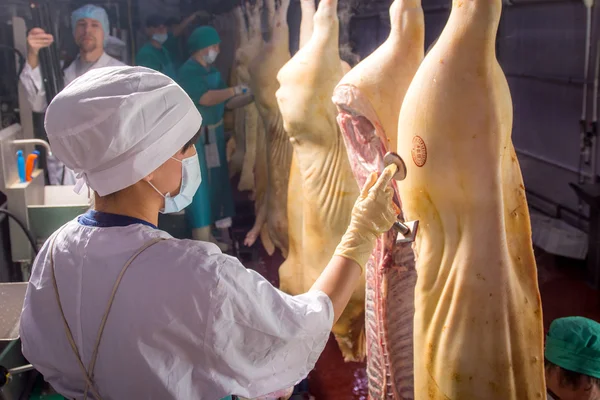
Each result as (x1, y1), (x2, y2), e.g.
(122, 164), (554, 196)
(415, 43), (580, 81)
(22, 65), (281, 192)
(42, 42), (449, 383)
(396, 0), (546, 398)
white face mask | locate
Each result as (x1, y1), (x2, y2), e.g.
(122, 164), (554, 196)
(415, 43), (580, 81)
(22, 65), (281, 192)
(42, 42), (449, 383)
(203, 49), (219, 64)
(152, 33), (168, 44)
(147, 150), (201, 214)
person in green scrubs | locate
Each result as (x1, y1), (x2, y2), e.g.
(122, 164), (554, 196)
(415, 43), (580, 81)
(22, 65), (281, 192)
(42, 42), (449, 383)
(177, 26), (250, 252)
(136, 15), (176, 78)
(545, 316), (600, 400)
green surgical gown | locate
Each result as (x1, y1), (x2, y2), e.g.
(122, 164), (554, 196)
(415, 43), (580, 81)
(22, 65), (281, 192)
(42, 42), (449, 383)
(177, 58), (235, 229)
(135, 42), (177, 80)
(163, 33), (184, 70)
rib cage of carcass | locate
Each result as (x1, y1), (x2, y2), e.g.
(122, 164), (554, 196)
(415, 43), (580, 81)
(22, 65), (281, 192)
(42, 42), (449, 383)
(332, 0), (547, 398)
(333, 0), (424, 398)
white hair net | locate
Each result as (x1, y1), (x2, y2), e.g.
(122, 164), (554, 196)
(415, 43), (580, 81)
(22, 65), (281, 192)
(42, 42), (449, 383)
(44, 66), (203, 196)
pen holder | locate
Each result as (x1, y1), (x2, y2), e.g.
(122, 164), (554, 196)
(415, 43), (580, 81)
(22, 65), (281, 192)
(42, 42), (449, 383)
(4, 170), (45, 263)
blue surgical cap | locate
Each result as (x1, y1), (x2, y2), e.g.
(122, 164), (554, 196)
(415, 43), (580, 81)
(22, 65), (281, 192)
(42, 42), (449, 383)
(71, 4), (110, 44)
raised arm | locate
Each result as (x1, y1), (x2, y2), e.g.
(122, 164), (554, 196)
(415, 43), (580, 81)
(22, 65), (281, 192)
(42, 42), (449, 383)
(20, 27), (56, 112)
(171, 11), (201, 37)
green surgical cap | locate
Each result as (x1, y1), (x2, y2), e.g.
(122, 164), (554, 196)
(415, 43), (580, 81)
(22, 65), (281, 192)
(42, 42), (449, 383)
(188, 26), (221, 54)
(546, 316), (600, 379)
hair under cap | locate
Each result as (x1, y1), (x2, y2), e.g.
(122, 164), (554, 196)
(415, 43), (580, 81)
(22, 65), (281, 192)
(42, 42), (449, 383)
(546, 316), (600, 380)
(71, 4), (110, 45)
(44, 66), (202, 196)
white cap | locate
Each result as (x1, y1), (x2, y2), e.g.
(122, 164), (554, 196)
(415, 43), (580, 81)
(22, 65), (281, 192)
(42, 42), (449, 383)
(44, 66), (202, 196)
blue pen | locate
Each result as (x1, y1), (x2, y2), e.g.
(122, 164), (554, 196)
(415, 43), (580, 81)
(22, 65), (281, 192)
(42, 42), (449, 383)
(32, 150), (40, 168)
(16, 150), (25, 183)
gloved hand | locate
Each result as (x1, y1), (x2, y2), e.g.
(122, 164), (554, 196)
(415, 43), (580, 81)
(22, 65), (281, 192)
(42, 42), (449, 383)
(234, 84), (250, 96)
(334, 164), (399, 270)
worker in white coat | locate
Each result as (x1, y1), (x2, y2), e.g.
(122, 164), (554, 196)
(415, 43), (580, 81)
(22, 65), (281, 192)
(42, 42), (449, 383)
(19, 66), (399, 400)
(19, 4), (124, 186)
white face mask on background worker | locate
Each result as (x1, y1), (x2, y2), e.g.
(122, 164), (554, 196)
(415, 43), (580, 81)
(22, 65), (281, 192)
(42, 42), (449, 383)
(152, 32), (168, 44)
(145, 17), (169, 46)
(203, 48), (219, 65)
(187, 26), (221, 66)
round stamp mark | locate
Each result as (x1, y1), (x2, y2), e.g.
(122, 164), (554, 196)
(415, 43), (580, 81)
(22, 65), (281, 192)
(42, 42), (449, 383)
(411, 136), (427, 167)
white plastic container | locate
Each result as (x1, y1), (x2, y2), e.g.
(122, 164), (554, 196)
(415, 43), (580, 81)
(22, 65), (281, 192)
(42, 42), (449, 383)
(530, 211), (588, 260)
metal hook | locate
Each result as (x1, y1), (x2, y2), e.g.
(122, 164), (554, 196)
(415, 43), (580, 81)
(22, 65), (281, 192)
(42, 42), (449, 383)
(381, 151), (419, 243)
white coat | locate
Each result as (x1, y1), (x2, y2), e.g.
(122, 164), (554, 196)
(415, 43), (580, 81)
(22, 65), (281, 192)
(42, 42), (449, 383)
(19, 53), (125, 185)
(20, 212), (333, 400)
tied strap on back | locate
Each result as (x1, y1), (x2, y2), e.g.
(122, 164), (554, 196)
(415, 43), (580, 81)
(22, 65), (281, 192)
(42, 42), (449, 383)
(49, 226), (166, 400)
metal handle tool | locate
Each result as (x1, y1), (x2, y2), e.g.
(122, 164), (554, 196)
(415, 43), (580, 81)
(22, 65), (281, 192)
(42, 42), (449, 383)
(383, 151), (420, 243)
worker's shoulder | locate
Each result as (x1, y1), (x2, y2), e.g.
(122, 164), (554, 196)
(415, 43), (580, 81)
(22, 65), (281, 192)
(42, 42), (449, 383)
(177, 59), (198, 75)
(158, 236), (220, 256)
(153, 236), (235, 272)
(106, 55), (126, 67)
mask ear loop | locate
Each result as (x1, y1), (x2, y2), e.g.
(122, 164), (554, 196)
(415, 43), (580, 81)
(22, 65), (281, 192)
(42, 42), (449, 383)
(146, 156), (182, 198)
(146, 180), (168, 199)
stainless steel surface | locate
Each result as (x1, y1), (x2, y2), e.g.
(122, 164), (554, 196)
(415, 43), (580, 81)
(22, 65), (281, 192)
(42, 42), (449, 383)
(0, 125), (44, 262)
(395, 220), (419, 244)
(0, 124), (26, 191)
(1, 125), (92, 261)
(28, 185), (90, 244)
(393, 221), (410, 235)
(0, 340), (28, 399)
(0, 283), (27, 341)
(12, 139), (53, 156)
(28, 205), (89, 244)
(8, 364), (34, 375)
(383, 152), (407, 181)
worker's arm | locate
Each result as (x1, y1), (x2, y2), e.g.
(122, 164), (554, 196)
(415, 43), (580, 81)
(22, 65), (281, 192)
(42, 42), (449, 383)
(171, 11), (201, 37)
(310, 165), (398, 324)
(198, 88), (235, 106)
(19, 28), (54, 112)
(202, 167), (397, 398)
(20, 27), (54, 112)
(26, 28), (53, 69)
(309, 256), (362, 325)
(204, 254), (334, 399)
(199, 84), (250, 107)
(20, 63), (49, 113)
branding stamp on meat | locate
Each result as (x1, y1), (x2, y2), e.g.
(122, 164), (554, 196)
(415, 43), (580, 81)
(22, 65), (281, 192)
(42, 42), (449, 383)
(411, 136), (427, 167)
